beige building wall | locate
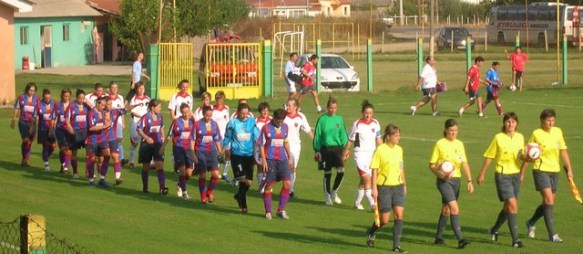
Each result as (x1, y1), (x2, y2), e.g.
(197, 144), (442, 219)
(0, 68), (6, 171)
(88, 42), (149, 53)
(0, 4), (15, 103)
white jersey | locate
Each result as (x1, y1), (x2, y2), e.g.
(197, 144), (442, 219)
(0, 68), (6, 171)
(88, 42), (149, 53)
(194, 106), (211, 122)
(129, 95), (150, 122)
(212, 105), (230, 138)
(109, 94), (125, 138)
(254, 116), (272, 165)
(284, 112), (311, 145)
(348, 118), (381, 154)
(168, 92), (193, 119)
(86, 92), (108, 108)
(420, 64), (437, 89)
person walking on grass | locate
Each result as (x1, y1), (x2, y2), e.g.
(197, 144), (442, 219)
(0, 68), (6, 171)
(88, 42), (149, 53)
(165, 103), (197, 200)
(505, 46), (528, 92)
(482, 61), (504, 115)
(429, 119), (473, 249)
(36, 89), (56, 172)
(366, 124), (407, 253)
(458, 56), (487, 118)
(85, 97), (112, 188)
(283, 98), (314, 198)
(411, 56), (441, 116)
(194, 106), (223, 204)
(284, 52), (299, 102)
(65, 89), (90, 178)
(137, 99), (168, 195)
(298, 54), (323, 113)
(477, 112), (525, 248)
(53, 88), (72, 174)
(11, 82), (39, 167)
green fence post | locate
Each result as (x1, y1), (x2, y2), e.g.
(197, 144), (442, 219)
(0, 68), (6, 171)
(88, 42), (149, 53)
(562, 34), (568, 86)
(367, 38), (373, 92)
(147, 44), (159, 99)
(466, 36), (472, 71)
(417, 38), (423, 77)
(263, 40), (273, 97)
(515, 34), (520, 48)
(316, 39), (321, 92)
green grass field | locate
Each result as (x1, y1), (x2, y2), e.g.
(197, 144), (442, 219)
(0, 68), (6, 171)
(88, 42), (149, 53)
(3, 53), (583, 253)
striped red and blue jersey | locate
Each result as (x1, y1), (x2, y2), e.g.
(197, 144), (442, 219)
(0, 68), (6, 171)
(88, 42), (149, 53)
(104, 109), (126, 142)
(169, 118), (195, 150)
(53, 101), (70, 130)
(14, 94), (39, 122)
(137, 113), (164, 144)
(66, 103), (90, 130)
(36, 99), (55, 132)
(194, 119), (222, 152)
(86, 108), (107, 145)
(257, 122), (289, 161)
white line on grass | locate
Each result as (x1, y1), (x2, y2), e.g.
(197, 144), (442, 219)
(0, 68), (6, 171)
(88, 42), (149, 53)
(0, 241), (19, 251)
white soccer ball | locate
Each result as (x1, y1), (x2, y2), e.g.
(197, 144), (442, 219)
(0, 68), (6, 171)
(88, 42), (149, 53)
(525, 143), (541, 160)
(509, 85), (517, 92)
(439, 161), (455, 178)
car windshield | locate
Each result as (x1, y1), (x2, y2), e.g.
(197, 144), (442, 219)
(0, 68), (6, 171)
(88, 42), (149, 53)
(445, 28), (469, 37)
(321, 56), (350, 69)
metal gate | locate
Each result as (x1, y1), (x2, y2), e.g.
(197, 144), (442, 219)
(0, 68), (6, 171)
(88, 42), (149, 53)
(158, 43), (195, 100)
(199, 43), (262, 99)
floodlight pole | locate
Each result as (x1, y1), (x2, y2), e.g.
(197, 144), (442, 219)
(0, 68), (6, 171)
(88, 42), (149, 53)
(429, 0), (435, 56)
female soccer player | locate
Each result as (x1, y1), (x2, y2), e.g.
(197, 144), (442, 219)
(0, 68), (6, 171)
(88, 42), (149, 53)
(212, 91), (230, 182)
(194, 106), (223, 204)
(365, 124), (407, 253)
(194, 92), (212, 121)
(283, 98), (313, 198)
(313, 96), (348, 205)
(65, 89), (90, 178)
(86, 97), (112, 187)
(343, 100), (382, 210)
(258, 109), (293, 219)
(53, 88), (72, 174)
(254, 102), (271, 188)
(521, 108), (574, 243)
(36, 89), (56, 171)
(137, 99), (168, 195)
(103, 97), (129, 185)
(477, 112), (524, 248)
(429, 119), (473, 249)
(224, 103), (259, 213)
(165, 103), (197, 200)
(128, 82), (150, 168)
(11, 82), (39, 167)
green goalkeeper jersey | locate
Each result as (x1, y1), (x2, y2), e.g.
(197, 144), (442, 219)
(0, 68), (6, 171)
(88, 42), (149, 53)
(313, 113), (348, 151)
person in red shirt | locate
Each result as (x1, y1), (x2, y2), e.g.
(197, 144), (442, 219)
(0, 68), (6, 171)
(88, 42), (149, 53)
(459, 56), (487, 118)
(505, 46), (529, 92)
(298, 54), (323, 113)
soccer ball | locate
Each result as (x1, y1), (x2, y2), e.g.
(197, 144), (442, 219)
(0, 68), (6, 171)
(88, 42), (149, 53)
(525, 143), (541, 160)
(438, 161), (455, 179)
(509, 85), (517, 92)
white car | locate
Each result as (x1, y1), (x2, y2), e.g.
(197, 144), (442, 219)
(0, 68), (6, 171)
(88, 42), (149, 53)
(295, 54), (360, 92)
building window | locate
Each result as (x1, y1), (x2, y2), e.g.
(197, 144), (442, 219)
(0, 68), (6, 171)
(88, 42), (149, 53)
(20, 26), (28, 45)
(63, 24), (70, 41)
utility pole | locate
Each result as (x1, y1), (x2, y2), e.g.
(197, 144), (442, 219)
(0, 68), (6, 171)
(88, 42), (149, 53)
(430, 0), (435, 56)
(399, 0), (404, 26)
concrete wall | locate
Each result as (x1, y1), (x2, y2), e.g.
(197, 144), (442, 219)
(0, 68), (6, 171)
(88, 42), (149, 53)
(0, 4), (16, 102)
(14, 17), (95, 69)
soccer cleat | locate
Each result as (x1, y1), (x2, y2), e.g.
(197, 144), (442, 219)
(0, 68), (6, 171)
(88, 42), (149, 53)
(89, 181), (96, 188)
(182, 192), (191, 200)
(159, 187), (169, 196)
(551, 234), (563, 243)
(458, 107), (464, 118)
(72, 173), (79, 179)
(512, 240), (524, 248)
(265, 213), (272, 220)
(331, 191), (342, 204)
(222, 174), (232, 183)
(234, 194), (243, 208)
(410, 106), (417, 116)
(355, 203), (365, 210)
(458, 239), (470, 249)
(241, 208), (248, 214)
(526, 221), (536, 238)
(98, 179), (110, 188)
(115, 178), (123, 185)
(433, 239), (445, 245)
(325, 194), (333, 205)
(366, 229), (376, 247)
(121, 159), (129, 166)
(276, 211), (290, 219)
(44, 165), (51, 172)
(206, 192), (215, 203)
(432, 111), (441, 117)
(392, 247), (407, 253)
(201, 198), (208, 204)
(479, 112), (484, 118)
(176, 186), (183, 198)
(128, 162), (135, 169)
(21, 161), (30, 167)
(490, 228), (499, 242)
(289, 192), (295, 199)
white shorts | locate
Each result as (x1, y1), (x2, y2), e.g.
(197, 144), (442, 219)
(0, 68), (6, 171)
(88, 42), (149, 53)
(289, 143), (301, 168)
(254, 147), (262, 165)
(286, 80), (297, 93)
(130, 120), (140, 145)
(354, 151), (374, 176)
(116, 122), (123, 139)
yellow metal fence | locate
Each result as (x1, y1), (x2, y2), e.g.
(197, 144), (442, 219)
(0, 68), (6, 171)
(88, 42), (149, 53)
(158, 43), (195, 101)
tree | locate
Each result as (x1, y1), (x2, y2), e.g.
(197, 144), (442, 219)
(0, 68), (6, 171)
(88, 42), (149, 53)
(109, 0), (160, 54)
(176, 0), (250, 37)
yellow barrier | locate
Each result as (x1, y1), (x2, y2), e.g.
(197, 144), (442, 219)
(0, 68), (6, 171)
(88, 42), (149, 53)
(158, 43), (195, 101)
(201, 43), (263, 99)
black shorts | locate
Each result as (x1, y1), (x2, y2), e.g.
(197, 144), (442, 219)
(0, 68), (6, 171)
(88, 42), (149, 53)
(378, 184), (405, 213)
(495, 173), (520, 201)
(265, 159), (292, 184)
(37, 128), (56, 144)
(533, 170), (559, 193)
(138, 142), (164, 163)
(515, 70), (524, 79)
(18, 120), (36, 140)
(173, 147), (195, 168)
(230, 154), (254, 181)
(300, 84), (316, 94)
(436, 178), (460, 204)
(195, 150), (219, 171)
(422, 87), (437, 97)
(55, 128), (74, 148)
(318, 146), (344, 171)
(468, 90), (480, 100)
(72, 129), (87, 150)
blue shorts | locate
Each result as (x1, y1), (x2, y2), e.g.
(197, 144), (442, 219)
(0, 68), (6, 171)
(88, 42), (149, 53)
(468, 90), (480, 100)
(265, 159), (291, 184)
(55, 128), (74, 148)
(173, 147), (195, 168)
(86, 142), (109, 156)
(18, 120), (36, 140)
(195, 150), (219, 171)
(72, 129), (87, 150)
(108, 140), (120, 154)
(37, 128), (56, 144)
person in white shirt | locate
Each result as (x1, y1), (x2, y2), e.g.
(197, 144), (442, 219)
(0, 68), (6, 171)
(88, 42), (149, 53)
(343, 100), (383, 210)
(108, 82), (126, 163)
(284, 53), (299, 101)
(168, 79), (193, 120)
(284, 98), (314, 198)
(127, 52), (151, 102)
(86, 83), (108, 108)
(410, 56), (441, 116)
(254, 102), (271, 189)
(128, 82), (150, 168)
(194, 92), (212, 122)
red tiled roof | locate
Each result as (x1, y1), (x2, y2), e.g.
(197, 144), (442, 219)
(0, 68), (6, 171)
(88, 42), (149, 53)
(85, 0), (120, 15)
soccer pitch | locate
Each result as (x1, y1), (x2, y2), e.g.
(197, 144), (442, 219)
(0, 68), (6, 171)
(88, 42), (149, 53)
(2, 60), (583, 253)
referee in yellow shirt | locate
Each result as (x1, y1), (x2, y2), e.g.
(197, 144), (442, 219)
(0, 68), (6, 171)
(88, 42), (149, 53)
(366, 124), (407, 253)
(429, 119), (473, 249)
(520, 108), (574, 243)
(477, 112), (524, 248)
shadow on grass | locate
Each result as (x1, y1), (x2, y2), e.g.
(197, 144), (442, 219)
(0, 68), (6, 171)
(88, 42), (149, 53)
(251, 230), (365, 248)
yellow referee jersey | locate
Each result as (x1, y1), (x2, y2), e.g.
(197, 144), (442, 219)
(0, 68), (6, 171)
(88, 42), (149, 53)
(483, 132), (525, 174)
(430, 138), (467, 178)
(371, 143), (404, 186)
(529, 127), (567, 173)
